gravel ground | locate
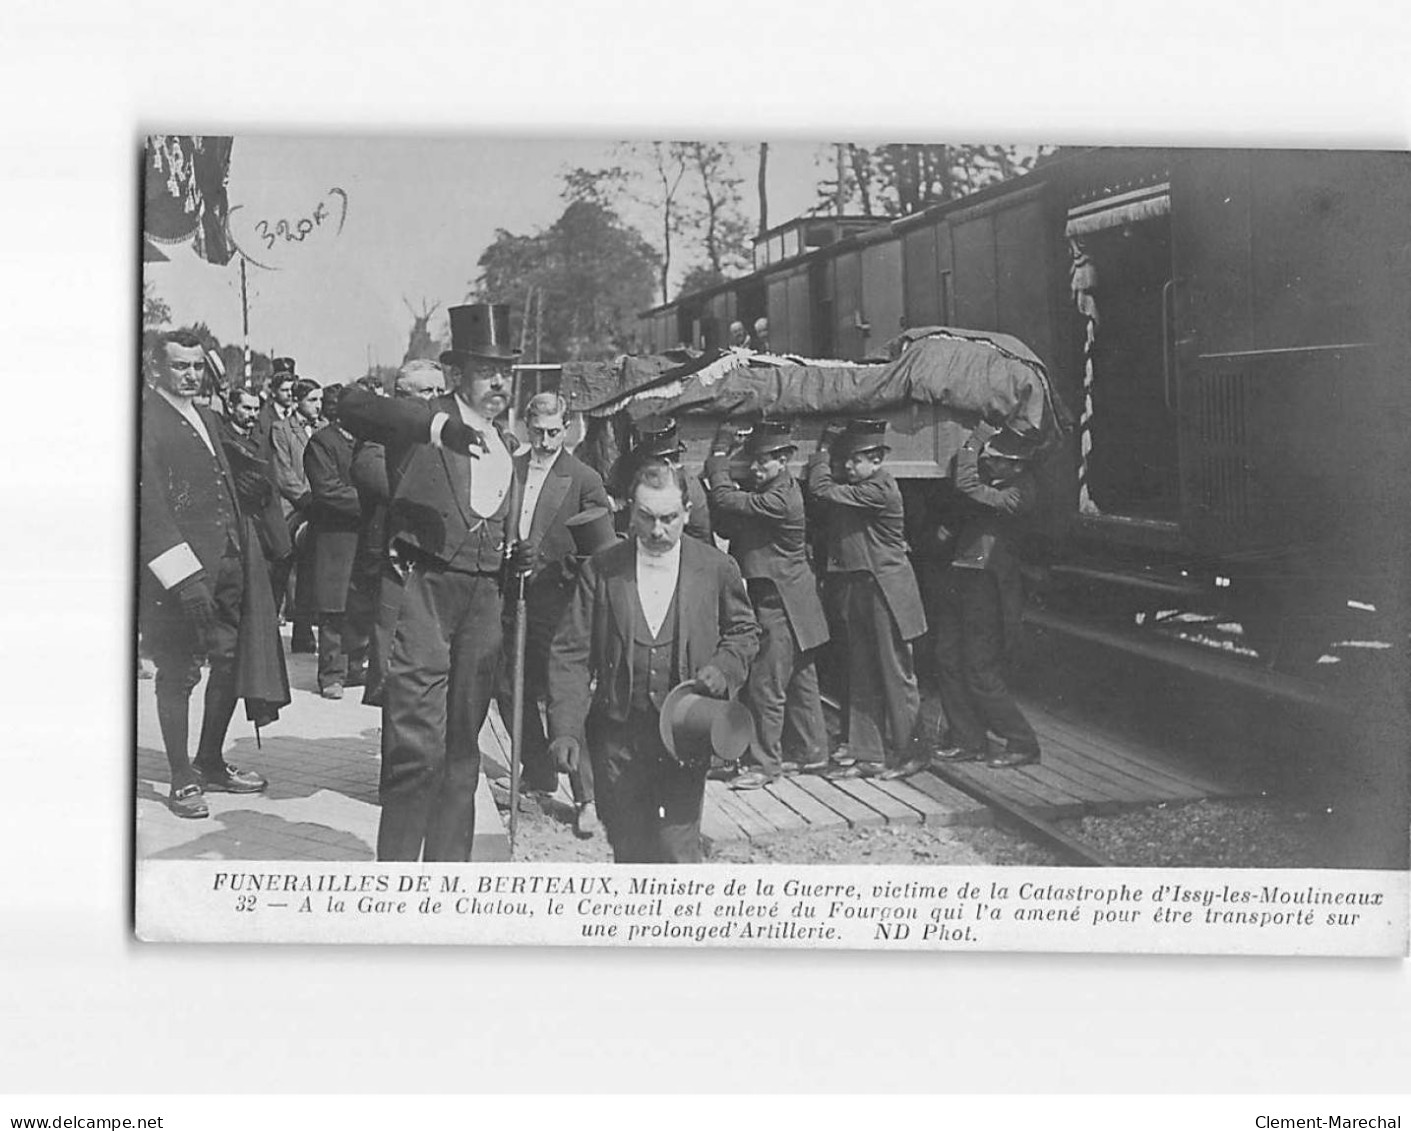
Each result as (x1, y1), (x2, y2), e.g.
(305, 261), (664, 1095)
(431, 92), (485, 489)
(1056, 798), (1336, 869)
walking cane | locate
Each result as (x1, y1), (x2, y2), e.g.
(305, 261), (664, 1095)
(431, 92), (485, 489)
(506, 471), (529, 858)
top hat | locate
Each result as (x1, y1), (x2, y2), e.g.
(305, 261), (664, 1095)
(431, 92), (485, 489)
(440, 303), (522, 366)
(632, 415), (684, 461)
(838, 418), (889, 456)
(745, 418), (795, 457)
(271, 357), (297, 376)
(659, 680), (755, 771)
(565, 505), (619, 557)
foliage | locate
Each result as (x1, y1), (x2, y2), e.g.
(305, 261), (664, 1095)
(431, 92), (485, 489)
(470, 187), (660, 361)
(814, 143), (1055, 218)
(142, 281), (171, 329)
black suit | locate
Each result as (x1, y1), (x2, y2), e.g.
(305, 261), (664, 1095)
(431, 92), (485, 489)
(496, 447), (610, 800)
(305, 424), (369, 692)
(340, 387), (519, 861)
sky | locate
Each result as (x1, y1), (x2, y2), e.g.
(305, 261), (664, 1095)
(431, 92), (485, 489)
(145, 136), (829, 379)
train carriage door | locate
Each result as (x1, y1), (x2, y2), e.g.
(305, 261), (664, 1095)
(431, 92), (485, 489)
(1066, 174), (1179, 523)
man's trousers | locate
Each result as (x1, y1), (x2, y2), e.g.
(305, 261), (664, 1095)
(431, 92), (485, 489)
(743, 585), (828, 775)
(375, 564), (503, 862)
(587, 709), (706, 863)
(931, 566), (1039, 755)
(838, 572), (919, 766)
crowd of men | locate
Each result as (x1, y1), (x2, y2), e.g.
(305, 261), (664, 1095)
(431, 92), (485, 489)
(139, 303), (1041, 862)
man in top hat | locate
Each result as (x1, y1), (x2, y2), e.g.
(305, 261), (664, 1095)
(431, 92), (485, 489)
(140, 329), (275, 818)
(610, 415), (712, 545)
(930, 420), (1042, 768)
(338, 303), (524, 861)
(546, 459), (759, 863)
(493, 391), (611, 836)
(806, 418), (929, 780)
(704, 419), (830, 788)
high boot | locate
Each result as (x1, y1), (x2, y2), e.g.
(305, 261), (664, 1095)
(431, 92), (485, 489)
(155, 682), (195, 788)
(192, 668), (239, 774)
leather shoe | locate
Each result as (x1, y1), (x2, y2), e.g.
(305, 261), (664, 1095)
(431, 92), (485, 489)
(730, 769), (778, 791)
(986, 748), (1039, 769)
(933, 745), (986, 763)
(194, 762), (268, 794)
(168, 782), (209, 819)
(321, 683), (344, 700)
(854, 762), (886, 779)
(574, 801), (601, 839)
(879, 756), (929, 781)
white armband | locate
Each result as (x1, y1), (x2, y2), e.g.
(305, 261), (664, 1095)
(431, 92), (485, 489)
(148, 543), (203, 590)
(429, 412), (451, 449)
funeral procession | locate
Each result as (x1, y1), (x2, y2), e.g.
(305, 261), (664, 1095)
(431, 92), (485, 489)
(136, 136), (1409, 871)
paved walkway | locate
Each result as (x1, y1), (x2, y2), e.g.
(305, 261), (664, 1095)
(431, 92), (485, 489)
(135, 639), (507, 862)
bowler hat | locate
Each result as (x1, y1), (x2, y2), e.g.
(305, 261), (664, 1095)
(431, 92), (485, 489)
(632, 415), (684, 461)
(659, 680), (755, 771)
(440, 303), (521, 366)
(838, 418), (889, 456)
(565, 506), (619, 557)
(745, 418), (795, 457)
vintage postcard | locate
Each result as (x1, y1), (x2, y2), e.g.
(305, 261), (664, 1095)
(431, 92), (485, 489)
(134, 134), (1409, 953)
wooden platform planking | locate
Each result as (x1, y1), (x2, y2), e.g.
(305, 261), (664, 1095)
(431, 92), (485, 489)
(830, 777), (922, 825)
(699, 789), (749, 847)
(728, 780), (811, 837)
(939, 761), (1082, 816)
(791, 772), (888, 829)
(765, 777), (851, 832)
(706, 781), (777, 841)
(1041, 733), (1207, 802)
(1034, 744), (1158, 806)
(866, 775), (957, 824)
(904, 772), (994, 826)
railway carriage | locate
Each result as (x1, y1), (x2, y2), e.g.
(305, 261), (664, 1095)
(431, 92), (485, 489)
(630, 147), (1411, 692)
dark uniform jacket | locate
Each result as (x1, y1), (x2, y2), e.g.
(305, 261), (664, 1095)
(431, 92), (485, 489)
(349, 439), (389, 581)
(141, 390), (244, 595)
(338, 387), (518, 574)
(218, 415), (292, 563)
(304, 423), (361, 613)
(547, 536), (759, 742)
(702, 458), (829, 652)
(805, 454), (927, 641)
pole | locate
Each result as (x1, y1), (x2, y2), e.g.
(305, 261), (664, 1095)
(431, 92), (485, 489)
(239, 255), (251, 386)
(505, 471), (529, 857)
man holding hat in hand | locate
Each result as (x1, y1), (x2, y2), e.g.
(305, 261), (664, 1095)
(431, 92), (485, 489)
(339, 302), (526, 862)
(704, 419), (830, 788)
(806, 418), (928, 780)
(546, 459), (758, 863)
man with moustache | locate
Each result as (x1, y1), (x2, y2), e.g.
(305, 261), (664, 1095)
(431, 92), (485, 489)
(140, 330), (274, 817)
(704, 419), (830, 788)
(271, 377), (323, 653)
(494, 391), (611, 836)
(546, 460), (758, 863)
(339, 304), (523, 862)
(218, 387), (291, 571)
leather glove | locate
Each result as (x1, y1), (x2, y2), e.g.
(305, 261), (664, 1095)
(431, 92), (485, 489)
(549, 736), (581, 774)
(441, 418), (487, 457)
(703, 452), (731, 480)
(711, 420), (739, 457)
(695, 664), (728, 698)
(819, 421), (847, 448)
(559, 554), (583, 584)
(174, 576), (216, 639)
(507, 541), (536, 577)
(974, 419), (1002, 441)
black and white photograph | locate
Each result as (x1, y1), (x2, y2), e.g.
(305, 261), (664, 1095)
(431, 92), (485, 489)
(133, 133), (1409, 952)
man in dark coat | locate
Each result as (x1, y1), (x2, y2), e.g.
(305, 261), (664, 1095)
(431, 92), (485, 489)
(494, 391), (611, 837)
(304, 384), (368, 699)
(704, 419), (830, 788)
(271, 377), (323, 652)
(806, 419), (928, 780)
(546, 460), (759, 863)
(255, 357), (297, 453)
(931, 421), (1042, 768)
(218, 387), (292, 569)
(140, 330), (278, 818)
(339, 304), (523, 862)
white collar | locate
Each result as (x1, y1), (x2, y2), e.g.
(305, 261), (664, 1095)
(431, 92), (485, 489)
(528, 448), (559, 471)
(635, 537), (682, 572)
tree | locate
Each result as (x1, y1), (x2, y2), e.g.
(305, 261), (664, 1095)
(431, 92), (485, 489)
(142, 281), (171, 329)
(470, 189), (660, 362)
(815, 142), (1054, 217)
(402, 297), (443, 363)
(756, 142), (769, 236)
(679, 143), (754, 281)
